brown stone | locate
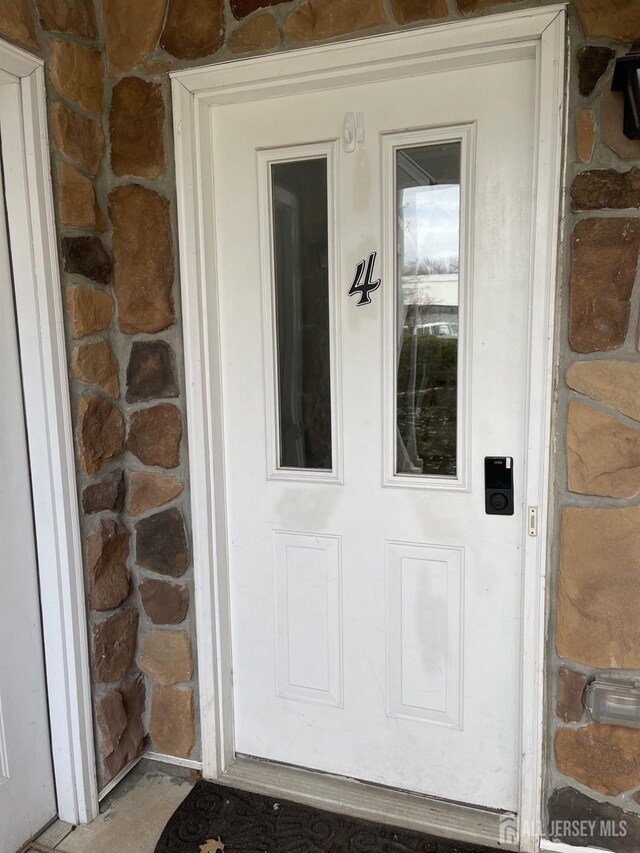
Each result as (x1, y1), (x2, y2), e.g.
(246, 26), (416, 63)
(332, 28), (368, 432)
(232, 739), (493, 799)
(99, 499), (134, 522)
(457, 0), (517, 13)
(555, 723), (640, 796)
(93, 609), (139, 683)
(557, 667), (587, 724)
(104, 0), (168, 75)
(126, 404), (181, 468)
(49, 40), (103, 114)
(557, 505), (640, 668)
(96, 690), (127, 757)
(284, 0), (386, 41)
(63, 236), (111, 285)
(230, 14), (280, 53)
(568, 218), (640, 353)
(138, 630), (192, 685)
(139, 578), (189, 625)
(161, 0), (224, 60)
(391, 0), (447, 24)
(104, 675), (146, 780)
(578, 45), (615, 97)
(572, 168), (640, 210)
(149, 686), (195, 758)
(567, 401), (640, 498)
(574, 0), (640, 44)
(230, 0), (288, 18)
(82, 469), (126, 515)
(566, 360), (640, 424)
(77, 395), (124, 476)
(129, 472), (183, 516)
(135, 508), (189, 577)
(57, 162), (105, 231)
(576, 110), (595, 164)
(0, 0), (37, 48)
(66, 285), (113, 338)
(603, 77), (640, 161)
(37, 0), (97, 38)
(126, 341), (178, 403)
(110, 78), (165, 179)
(87, 518), (130, 612)
(51, 103), (104, 176)
(71, 341), (119, 397)
(109, 184), (174, 334)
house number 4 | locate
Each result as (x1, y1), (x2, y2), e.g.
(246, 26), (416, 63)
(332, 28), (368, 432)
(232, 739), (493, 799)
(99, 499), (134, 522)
(348, 251), (381, 306)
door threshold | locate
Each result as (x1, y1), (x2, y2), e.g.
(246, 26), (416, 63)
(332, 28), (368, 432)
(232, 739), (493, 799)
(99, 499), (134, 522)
(217, 756), (517, 850)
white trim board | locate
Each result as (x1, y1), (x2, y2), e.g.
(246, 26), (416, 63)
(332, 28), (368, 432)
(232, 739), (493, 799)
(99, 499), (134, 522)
(0, 41), (98, 825)
(172, 7), (566, 852)
(541, 842), (610, 853)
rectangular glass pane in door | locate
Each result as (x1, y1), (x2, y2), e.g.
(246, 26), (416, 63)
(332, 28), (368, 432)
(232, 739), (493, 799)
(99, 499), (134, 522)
(395, 142), (461, 477)
(271, 159), (332, 471)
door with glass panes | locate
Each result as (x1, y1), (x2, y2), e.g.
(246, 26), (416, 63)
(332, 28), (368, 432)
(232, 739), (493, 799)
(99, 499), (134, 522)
(212, 53), (535, 810)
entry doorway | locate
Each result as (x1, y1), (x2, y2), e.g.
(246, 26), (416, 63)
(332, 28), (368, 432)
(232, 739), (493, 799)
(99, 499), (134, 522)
(172, 8), (565, 850)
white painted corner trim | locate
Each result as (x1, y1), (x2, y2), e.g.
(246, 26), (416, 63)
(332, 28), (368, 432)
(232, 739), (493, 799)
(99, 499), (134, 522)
(172, 6), (566, 852)
(0, 41), (98, 825)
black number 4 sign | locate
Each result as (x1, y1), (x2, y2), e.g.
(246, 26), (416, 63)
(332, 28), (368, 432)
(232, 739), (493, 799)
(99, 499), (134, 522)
(348, 251), (381, 306)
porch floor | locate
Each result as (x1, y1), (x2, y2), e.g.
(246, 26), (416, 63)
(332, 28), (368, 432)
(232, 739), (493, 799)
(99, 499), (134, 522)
(36, 759), (195, 853)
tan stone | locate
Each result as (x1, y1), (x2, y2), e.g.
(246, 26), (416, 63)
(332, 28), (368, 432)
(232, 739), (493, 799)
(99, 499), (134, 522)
(138, 630), (192, 686)
(77, 395), (124, 476)
(566, 360), (640, 423)
(458, 0), (517, 13)
(149, 686), (195, 758)
(142, 59), (173, 75)
(37, 0), (97, 38)
(96, 690), (127, 757)
(129, 472), (183, 515)
(284, 0), (386, 41)
(574, 0), (640, 44)
(126, 405), (182, 468)
(557, 667), (587, 724)
(230, 14), (280, 53)
(57, 162), (105, 231)
(0, 0), (37, 48)
(93, 609), (139, 683)
(110, 78), (165, 179)
(567, 401), (640, 498)
(87, 518), (130, 612)
(569, 218), (640, 353)
(82, 469), (125, 515)
(557, 505), (640, 668)
(572, 168), (640, 211)
(109, 184), (174, 334)
(51, 103), (104, 175)
(391, 0), (447, 24)
(161, 0), (224, 60)
(71, 341), (119, 397)
(230, 0), (288, 17)
(66, 286), (113, 339)
(576, 110), (595, 165)
(602, 70), (640, 161)
(49, 40), (103, 114)
(103, 675), (145, 780)
(555, 723), (640, 796)
(104, 0), (168, 75)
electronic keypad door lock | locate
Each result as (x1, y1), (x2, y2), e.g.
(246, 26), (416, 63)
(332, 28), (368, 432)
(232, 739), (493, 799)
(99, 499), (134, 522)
(485, 457), (514, 516)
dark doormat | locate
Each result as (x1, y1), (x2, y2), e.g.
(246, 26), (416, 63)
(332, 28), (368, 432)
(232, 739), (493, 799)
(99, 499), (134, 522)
(155, 779), (500, 853)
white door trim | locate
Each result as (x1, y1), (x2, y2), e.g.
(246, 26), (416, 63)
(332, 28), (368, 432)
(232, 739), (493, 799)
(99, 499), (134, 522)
(171, 7), (566, 851)
(0, 40), (98, 825)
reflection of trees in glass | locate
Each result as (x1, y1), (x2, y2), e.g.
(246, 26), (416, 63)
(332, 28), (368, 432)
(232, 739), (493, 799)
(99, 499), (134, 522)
(402, 255), (459, 276)
(397, 335), (457, 477)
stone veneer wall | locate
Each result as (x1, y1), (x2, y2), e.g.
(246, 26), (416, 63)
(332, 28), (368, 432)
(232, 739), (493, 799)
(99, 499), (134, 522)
(2, 0), (640, 833)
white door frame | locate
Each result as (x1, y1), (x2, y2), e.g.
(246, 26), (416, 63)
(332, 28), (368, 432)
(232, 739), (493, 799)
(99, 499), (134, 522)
(171, 7), (566, 851)
(0, 40), (98, 825)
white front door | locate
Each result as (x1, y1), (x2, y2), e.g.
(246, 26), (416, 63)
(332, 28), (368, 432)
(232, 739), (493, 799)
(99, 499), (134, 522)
(0, 155), (57, 850)
(213, 51), (536, 812)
